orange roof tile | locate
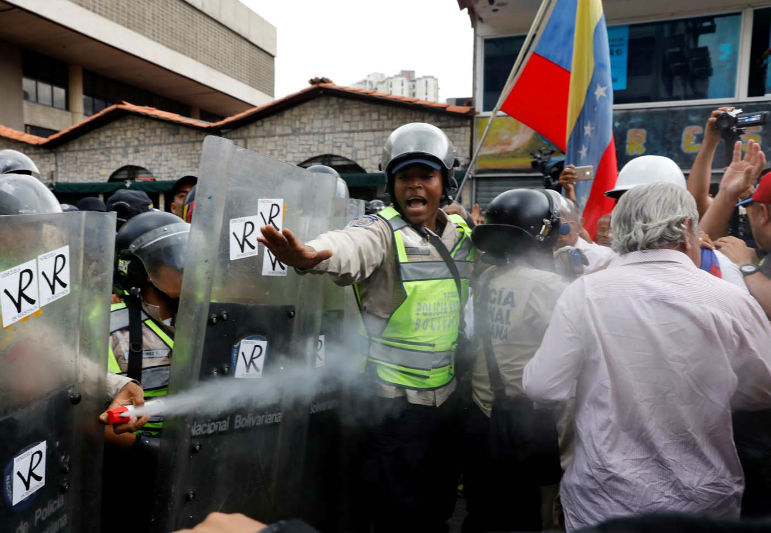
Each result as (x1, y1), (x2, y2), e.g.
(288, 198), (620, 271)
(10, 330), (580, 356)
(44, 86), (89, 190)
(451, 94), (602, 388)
(0, 125), (46, 145)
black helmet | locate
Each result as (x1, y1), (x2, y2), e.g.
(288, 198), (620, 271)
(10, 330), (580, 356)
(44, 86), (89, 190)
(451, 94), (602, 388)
(0, 173), (61, 215)
(472, 189), (561, 257)
(115, 211), (189, 296)
(181, 185), (196, 223)
(0, 150), (40, 178)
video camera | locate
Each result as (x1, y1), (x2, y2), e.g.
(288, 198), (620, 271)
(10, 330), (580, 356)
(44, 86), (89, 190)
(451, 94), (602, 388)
(530, 147), (564, 191)
(715, 109), (768, 162)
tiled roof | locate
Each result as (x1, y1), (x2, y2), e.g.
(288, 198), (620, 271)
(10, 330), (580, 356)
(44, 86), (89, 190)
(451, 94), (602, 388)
(0, 124), (47, 145)
(213, 83), (475, 130)
(1, 84), (474, 146)
(43, 102), (210, 147)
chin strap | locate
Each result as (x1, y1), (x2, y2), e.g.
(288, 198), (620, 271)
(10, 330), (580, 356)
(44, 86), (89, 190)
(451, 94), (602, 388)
(125, 291), (144, 383)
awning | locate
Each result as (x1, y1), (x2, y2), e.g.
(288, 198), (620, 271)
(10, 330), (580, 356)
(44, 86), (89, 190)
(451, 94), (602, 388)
(52, 180), (178, 194)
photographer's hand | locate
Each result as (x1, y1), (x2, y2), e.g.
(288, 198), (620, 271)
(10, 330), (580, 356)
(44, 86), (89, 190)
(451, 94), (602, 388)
(688, 107), (735, 218)
(559, 165), (577, 202)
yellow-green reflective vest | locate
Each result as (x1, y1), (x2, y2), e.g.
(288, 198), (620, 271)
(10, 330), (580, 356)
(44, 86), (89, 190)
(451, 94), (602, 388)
(107, 301), (174, 435)
(354, 206), (474, 390)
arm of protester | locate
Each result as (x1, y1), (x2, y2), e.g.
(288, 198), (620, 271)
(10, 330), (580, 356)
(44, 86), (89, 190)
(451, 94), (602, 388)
(715, 236), (758, 265)
(523, 285), (585, 403)
(729, 300), (771, 410)
(688, 107), (733, 217)
(471, 203), (485, 226)
(100, 381), (150, 435)
(699, 231), (715, 251)
(443, 203), (475, 228)
(701, 140), (766, 239)
(559, 164), (577, 203)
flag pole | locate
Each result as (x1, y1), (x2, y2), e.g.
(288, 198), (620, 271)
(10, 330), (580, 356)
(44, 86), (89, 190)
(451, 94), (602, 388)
(455, 0), (555, 204)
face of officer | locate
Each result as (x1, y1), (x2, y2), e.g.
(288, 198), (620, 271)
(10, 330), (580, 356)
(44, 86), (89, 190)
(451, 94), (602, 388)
(170, 184), (193, 217)
(393, 164), (443, 230)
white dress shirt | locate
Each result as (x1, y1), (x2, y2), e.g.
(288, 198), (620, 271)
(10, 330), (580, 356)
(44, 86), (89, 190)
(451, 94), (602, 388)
(574, 236), (616, 273)
(523, 249), (771, 531)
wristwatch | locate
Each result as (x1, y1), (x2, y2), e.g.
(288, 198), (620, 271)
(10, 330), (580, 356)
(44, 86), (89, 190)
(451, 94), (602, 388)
(740, 264), (760, 276)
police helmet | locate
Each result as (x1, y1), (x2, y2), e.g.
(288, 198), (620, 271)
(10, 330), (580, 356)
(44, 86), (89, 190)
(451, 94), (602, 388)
(381, 123), (457, 198)
(115, 211), (189, 296)
(0, 173), (61, 215)
(472, 189), (561, 257)
(181, 185), (196, 223)
(366, 199), (386, 214)
(306, 165), (349, 199)
(0, 150), (40, 178)
(605, 155), (686, 199)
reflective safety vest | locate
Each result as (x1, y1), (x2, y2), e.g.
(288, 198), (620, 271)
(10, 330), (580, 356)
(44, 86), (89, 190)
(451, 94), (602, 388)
(354, 206), (474, 390)
(107, 301), (174, 435)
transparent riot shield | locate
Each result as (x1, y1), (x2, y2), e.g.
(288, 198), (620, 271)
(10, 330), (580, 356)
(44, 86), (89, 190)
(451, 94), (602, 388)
(154, 136), (337, 530)
(0, 211), (115, 533)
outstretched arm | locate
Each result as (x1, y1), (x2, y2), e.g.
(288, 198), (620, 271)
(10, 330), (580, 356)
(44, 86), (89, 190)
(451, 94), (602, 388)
(257, 226), (332, 269)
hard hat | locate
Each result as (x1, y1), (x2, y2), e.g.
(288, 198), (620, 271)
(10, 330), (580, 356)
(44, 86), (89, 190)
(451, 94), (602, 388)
(472, 188), (561, 256)
(0, 149), (40, 178)
(605, 155), (686, 199)
(115, 211), (189, 296)
(381, 123), (457, 196)
(0, 173), (61, 215)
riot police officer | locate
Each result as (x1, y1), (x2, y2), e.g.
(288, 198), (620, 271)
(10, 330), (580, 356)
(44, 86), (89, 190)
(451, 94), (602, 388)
(103, 210), (189, 533)
(259, 123), (474, 532)
(465, 189), (565, 532)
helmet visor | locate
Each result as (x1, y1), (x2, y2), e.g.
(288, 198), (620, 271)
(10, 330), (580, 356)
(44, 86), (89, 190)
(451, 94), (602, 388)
(0, 174), (61, 215)
(128, 222), (189, 297)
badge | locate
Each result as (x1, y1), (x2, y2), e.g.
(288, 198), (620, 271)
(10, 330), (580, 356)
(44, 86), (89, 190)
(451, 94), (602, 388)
(346, 215), (378, 228)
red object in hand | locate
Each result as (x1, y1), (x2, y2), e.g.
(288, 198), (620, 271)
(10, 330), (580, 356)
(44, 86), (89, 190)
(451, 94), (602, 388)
(105, 405), (131, 425)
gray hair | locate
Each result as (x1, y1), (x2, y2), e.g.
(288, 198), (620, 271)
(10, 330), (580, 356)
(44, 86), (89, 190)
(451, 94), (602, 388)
(545, 189), (580, 223)
(611, 182), (699, 254)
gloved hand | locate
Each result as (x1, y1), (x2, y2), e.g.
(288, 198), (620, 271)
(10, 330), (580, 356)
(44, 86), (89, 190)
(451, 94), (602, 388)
(553, 246), (589, 280)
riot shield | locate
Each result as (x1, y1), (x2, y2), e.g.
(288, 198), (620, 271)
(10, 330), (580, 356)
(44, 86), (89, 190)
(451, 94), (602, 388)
(154, 136), (337, 530)
(0, 211), (115, 532)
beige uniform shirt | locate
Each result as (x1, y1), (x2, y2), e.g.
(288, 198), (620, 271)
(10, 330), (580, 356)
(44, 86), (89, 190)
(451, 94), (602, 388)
(304, 209), (466, 407)
(471, 262), (567, 415)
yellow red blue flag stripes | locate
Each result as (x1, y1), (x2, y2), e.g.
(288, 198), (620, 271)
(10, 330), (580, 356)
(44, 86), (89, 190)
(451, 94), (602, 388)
(501, 0), (617, 236)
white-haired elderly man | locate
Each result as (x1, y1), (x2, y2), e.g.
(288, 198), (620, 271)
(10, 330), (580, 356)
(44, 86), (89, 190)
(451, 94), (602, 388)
(523, 182), (771, 531)
(552, 194), (615, 274)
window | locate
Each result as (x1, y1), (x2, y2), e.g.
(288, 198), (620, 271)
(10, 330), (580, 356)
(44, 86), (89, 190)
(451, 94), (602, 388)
(298, 154), (366, 174)
(22, 50), (68, 110)
(611, 13), (741, 103)
(83, 71), (190, 117)
(749, 7), (771, 97)
(109, 165), (154, 182)
(24, 125), (57, 138)
(483, 35), (526, 111)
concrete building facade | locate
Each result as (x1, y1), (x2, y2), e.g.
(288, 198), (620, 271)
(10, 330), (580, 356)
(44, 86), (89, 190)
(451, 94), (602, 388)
(352, 70), (440, 102)
(0, 0), (275, 135)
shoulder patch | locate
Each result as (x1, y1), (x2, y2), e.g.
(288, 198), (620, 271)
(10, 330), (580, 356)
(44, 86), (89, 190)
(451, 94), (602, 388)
(346, 215), (379, 228)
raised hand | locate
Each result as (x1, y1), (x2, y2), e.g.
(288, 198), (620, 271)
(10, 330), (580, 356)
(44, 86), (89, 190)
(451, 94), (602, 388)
(720, 140), (766, 200)
(257, 226), (332, 269)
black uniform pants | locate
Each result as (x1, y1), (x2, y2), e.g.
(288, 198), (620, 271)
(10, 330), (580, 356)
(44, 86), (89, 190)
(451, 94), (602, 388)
(462, 405), (542, 532)
(360, 394), (462, 533)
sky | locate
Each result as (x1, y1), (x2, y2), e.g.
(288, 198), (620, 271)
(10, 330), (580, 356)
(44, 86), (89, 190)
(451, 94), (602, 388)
(239, 0), (474, 103)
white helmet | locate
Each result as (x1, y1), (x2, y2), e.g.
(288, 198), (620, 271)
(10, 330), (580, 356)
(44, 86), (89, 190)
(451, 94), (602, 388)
(605, 155), (686, 199)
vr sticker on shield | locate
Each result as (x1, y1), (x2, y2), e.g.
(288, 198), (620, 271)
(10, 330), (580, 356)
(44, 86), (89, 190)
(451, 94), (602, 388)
(3, 440), (47, 509)
(231, 335), (268, 379)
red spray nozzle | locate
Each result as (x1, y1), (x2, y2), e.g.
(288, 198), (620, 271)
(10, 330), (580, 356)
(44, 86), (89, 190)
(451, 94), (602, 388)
(105, 405), (134, 425)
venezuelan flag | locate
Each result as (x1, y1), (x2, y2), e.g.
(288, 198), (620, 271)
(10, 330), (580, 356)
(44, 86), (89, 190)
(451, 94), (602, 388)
(501, 0), (617, 236)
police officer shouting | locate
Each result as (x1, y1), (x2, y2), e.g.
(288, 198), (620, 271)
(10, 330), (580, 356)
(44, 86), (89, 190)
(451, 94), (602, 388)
(259, 123), (474, 532)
